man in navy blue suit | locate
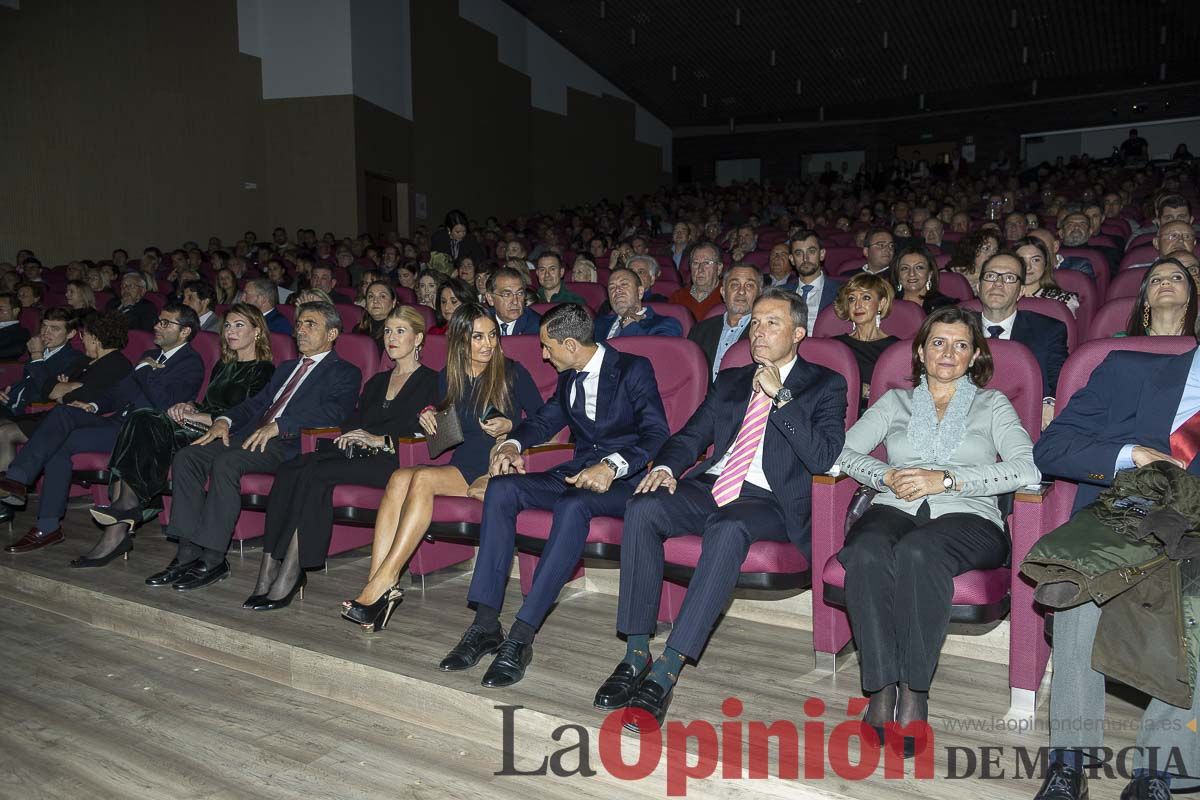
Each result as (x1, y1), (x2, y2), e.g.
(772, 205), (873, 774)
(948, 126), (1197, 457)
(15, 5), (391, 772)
(0, 308), (86, 418)
(1, 304), (205, 555)
(439, 303), (669, 688)
(593, 267), (683, 342)
(1032, 346), (1200, 800)
(593, 288), (847, 729)
(688, 265), (762, 383)
(147, 301), (360, 592)
(487, 265), (541, 335)
(975, 253), (1067, 428)
(790, 229), (843, 335)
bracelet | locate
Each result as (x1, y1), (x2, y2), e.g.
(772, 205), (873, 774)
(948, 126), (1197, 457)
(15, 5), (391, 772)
(421, 405), (436, 414)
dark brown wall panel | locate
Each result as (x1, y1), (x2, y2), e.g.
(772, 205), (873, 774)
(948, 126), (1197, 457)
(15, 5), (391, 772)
(0, 0), (265, 263)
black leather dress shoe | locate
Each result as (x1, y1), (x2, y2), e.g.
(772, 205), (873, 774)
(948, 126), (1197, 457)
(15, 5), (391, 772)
(438, 625), (505, 671)
(594, 660), (650, 710)
(480, 639), (533, 688)
(1121, 774), (1171, 799)
(146, 559), (196, 587)
(172, 560), (230, 591)
(1033, 761), (1089, 799)
(622, 680), (674, 732)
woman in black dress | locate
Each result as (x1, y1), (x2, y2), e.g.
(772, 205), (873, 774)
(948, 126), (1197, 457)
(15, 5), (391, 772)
(889, 243), (957, 314)
(339, 302), (542, 630)
(0, 309), (131, 472)
(76, 304), (275, 567)
(243, 305), (440, 610)
(832, 273), (900, 415)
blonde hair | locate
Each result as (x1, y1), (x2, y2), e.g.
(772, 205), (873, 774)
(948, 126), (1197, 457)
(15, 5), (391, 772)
(219, 303), (273, 363)
(833, 273), (895, 320)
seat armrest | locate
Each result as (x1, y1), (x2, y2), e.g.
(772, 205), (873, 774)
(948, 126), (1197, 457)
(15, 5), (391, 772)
(394, 436), (453, 467)
(27, 402), (56, 413)
(525, 442), (575, 473)
(1010, 482), (1055, 567)
(301, 427), (341, 454)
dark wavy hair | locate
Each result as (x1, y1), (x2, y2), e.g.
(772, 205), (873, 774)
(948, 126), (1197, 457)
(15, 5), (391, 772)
(909, 305), (993, 388)
(81, 309), (130, 351)
(1125, 257), (1199, 337)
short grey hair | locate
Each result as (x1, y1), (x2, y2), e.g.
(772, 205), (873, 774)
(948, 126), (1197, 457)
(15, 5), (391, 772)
(757, 287), (807, 331)
(724, 263), (764, 292)
(627, 254), (660, 279)
(245, 277), (279, 305)
(297, 300), (343, 333)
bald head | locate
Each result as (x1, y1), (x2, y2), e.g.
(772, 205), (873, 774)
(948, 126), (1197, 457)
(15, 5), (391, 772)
(1156, 220), (1198, 257)
(1029, 227), (1059, 256)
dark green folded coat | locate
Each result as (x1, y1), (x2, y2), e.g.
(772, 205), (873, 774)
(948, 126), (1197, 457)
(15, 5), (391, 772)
(1020, 462), (1200, 708)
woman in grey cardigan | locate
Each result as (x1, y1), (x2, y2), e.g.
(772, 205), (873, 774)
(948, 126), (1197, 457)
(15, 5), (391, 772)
(835, 305), (1039, 750)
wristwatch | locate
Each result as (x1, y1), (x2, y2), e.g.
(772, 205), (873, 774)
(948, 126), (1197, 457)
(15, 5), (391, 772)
(941, 470), (955, 492)
(773, 387), (793, 407)
(600, 457), (620, 474)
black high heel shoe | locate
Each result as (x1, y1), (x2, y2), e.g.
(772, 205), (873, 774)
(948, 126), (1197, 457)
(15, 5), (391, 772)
(341, 586), (404, 631)
(90, 502), (156, 531)
(69, 533), (133, 568)
(250, 573), (307, 611)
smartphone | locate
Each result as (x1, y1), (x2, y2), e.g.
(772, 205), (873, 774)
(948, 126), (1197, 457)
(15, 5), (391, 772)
(479, 405), (505, 424)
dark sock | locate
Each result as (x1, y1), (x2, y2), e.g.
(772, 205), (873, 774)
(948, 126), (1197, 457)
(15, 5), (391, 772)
(1050, 748), (1083, 771)
(623, 634), (652, 669)
(199, 547), (225, 569)
(176, 541), (200, 563)
(896, 682), (928, 727)
(864, 683), (897, 728)
(1132, 767), (1171, 787)
(508, 619), (536, 645)
(472, 604), (501, 633)
(646, 647), (685, 691)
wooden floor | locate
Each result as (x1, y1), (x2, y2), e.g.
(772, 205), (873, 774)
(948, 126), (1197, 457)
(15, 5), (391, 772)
(0, 507), (1158, 799)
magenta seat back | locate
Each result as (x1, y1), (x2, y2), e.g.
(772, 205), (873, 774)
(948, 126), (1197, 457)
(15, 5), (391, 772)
(720, 337), (861, 427)
(644, 302), (695, 337)
(498, 334), (558, 401)
(269, 332), (297, 365)
(869, 338), (1043, 442)
(1059, 247), (1110, 297)
(18, 307), (39, 333)
(95, 290), (113, 310)
(823, 247), (863, 274)
(657, 264), (682, 284)
(1120, 245), (1158, 270)
(704, 303), (726, 321)
(335, 303), (363, 331)
(812, 298), (925, 340)
(1051, 268), (1098, 335)
(144, 292), (166, 311)
(651, 279), (681, 297)
(562, 282), (607, 310)
(605, 337), (707, 433)
(275, 304), (295, 324)
(938, 270), (974, 302)
(420, 334), (447, 370)
(1057, 336), (1196, 414)
(740, 250), (769, 270)
(408, 304), (436, 331)
(122, 329), (155, 363)
(1128, 233), (1155, 250)
(334, 333), (380, 391)
(1086, 297), (1135, 340)
(960, 296), (1078, 352)
(1106, 267), (1146, 301)
(394, 286), (416, 305)
(190, 332), (222, 398)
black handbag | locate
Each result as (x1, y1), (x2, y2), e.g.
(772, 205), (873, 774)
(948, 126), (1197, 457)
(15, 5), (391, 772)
(845, 485), (879, 536)
(425, 404), (464, 459)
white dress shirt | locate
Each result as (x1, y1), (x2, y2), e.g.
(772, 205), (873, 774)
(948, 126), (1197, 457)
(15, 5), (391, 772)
(981, 309), (1017, 340)
(652, 357), (798, 492)
(135, 342), (186, 370)
(501, 344), (630, 477)
(218, 349), (332, 427)
(797, 273), (825, 335)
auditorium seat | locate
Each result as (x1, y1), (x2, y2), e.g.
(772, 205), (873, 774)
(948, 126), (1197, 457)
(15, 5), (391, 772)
(409, 304), (436, 331)
(812, 339), (1055, 715)
(822, 247), (864, 274)
(269, 332), (298, 363)
(275, 304), (295, 324)
(1059, 247), (1110, 298)
(703, 303), (726, 321)
(1086, 297), (1135, 340)
(334, 333), (382, 391)
(644, 302), (695, 337)
(335, 303), (364, 330)
(1050, 267), (1098, 337)
(1119, 245), (1158, 270)
(1106, 267), (1147, 301)
(189, 331), (222, 397)
(651, 279), (681, 298)
(937, 270), (974, 303)
(562, 281), (607, 310)
(812, 298), (924, 339)
(960, 296), (1079, 352)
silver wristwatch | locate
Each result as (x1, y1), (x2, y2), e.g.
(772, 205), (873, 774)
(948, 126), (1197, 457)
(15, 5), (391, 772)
(600, 457), (619, 474)
(942, 470), (955, 492)
(774, 387), (793, 407)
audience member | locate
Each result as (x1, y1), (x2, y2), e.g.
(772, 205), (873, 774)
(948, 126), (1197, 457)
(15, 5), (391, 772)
(833, 274), (900, 411)
(487, 266), (540, 336)
(890, 244), (956, 314)
(594, 267), (682, 342)
(688, 265), (762, 382)
(1013, 236), (1080, 317)
(670, 243), (724, 320)
(0, 293), (31, 359)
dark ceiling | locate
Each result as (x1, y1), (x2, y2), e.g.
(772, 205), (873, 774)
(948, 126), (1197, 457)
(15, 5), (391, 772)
(504, 1), (1200, 128)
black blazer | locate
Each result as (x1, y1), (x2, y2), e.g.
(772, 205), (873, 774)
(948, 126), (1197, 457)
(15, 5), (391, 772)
(688, 315), (750, 382)
(979, 310), (1068, 398)
(430, 229), (486, 264)
(93, 345), (204, 415)
(106, 296), (158, 332)
(0, 323), (31, 360)
(344, 365), (440, 441)
(1034, 348), (1200, 513)
(655, 358), (848, 551)
(223, 350), (360, 442)
(4, 344), (88, 411)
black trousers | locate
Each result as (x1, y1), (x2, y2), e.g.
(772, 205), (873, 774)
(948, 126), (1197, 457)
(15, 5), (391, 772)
(261, 450), (396, 569)
(615, 475), (792, 661)
(167, 437), (297, 556)
(837, 503), (1008, 692)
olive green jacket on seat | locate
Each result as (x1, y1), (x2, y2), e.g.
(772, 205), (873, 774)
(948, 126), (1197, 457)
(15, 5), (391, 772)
(1021, 462), (1200, 708)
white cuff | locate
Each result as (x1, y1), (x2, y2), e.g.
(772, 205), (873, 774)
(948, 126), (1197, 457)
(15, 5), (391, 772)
(650, 465), (674, 478)
(216, 416), (233, 428)
(499, 438), (522, 453)
(605, 452), (629, 479)
(1115, 443), (1137, 473)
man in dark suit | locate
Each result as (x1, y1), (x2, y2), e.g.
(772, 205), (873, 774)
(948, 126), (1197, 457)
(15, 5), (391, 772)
(106, 271), (158, 332)
(594, 288), (847, 729)
(181, 279), (221, 333)
(146, 301), (360, 592)
(243, 277), (293, 335)
(1, 304), (205, 555)
(0, 292), (31, 360)
(486, 265), (541, 336)
(1031, 347), (1200, 800)
(976, 253), (1067, 427)
(790, 229), (843, 335)
(594, 267), (683, 342)
(0, 308), (86, 418)
(595, 255), (668, 316)
(688, 265), (762, 383)
(439, 303), (669, 688)
(310, 264), (355, 304)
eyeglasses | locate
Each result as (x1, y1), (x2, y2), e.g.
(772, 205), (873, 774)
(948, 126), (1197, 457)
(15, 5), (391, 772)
(868, 242), (895, 251)
(493, 289), (526, 300)
(980, 271), (1021, 285)
(693, 259), (721, 268)
(155, 318), (183, 328)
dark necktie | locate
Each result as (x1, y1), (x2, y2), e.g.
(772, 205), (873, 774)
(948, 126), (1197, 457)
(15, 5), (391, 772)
(801, 285), (813, 301)
(259, 357), (314, 427)
(1170, 410), (1200, 467)
(571, 371), (589, 422)
(987, 325), (1004, 339)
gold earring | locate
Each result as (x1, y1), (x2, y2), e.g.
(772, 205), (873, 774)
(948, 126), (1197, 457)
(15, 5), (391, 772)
(1143, 304), (1151, 329)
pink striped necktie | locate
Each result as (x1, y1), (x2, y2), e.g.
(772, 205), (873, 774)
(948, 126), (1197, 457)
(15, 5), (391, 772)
(710, 389), (773, 506)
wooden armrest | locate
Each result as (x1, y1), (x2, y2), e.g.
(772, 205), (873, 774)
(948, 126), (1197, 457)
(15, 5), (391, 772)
(395, 436), (425, 445)
(813, 473), (853, 485)
(1015, 482), (1050, 504)
(525, 442), (575, 454)
(301, 427), (342, 436)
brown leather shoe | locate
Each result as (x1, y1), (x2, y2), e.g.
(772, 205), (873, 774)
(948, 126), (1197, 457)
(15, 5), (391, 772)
(0, 477), (27, 505)
(4, 527), (64, 553)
